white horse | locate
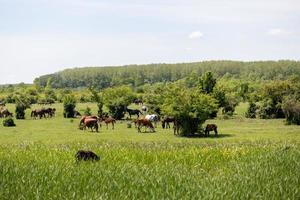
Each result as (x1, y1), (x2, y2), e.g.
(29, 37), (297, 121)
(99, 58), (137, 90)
(145, 114), (160, 128)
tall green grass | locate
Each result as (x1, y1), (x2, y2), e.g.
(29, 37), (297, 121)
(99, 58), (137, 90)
(0, 103), (300, 199)
(0, 142), (299, 199)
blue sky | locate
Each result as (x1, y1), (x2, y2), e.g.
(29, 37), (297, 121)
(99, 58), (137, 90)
(0, 0), (299, 84)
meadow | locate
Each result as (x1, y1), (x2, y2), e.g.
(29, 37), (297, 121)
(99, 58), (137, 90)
(0, 103), (300, 199)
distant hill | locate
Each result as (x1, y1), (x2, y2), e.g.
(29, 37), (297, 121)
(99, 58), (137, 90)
(34, 60), (300, 89)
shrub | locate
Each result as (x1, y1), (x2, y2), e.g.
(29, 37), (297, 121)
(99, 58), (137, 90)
(14, 95), (31, 119)
(282, 98), (300, 125)
(245, 102), (257, 118)
(63, 95), (76, 118)
(3, 118), (16, 127)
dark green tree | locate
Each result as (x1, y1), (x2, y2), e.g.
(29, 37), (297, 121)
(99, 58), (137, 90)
(63, 94), (76, 118)
(199, 71), (217, 94)
(14, 95), (31, 119)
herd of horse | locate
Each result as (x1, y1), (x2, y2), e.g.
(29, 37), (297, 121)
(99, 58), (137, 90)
(0, 104), (218, 136)
(79, 109), (218, 136)
(31, 108), (56, 119)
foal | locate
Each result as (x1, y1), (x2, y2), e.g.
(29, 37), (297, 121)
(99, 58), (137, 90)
(100, 116), (116, 129)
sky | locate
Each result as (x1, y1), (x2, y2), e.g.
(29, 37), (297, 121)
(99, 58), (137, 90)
(0, 0), (299, 84)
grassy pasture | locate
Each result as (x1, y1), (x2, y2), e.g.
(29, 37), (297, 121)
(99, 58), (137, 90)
(0, 103), (300, 199)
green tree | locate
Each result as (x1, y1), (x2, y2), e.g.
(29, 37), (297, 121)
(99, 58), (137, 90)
(199, 71), (216, 94)
(103, 86), (135, 119)
(282, 97), (300, 125)
(89, 87), (104, 117)
(162, 85), (218, 136)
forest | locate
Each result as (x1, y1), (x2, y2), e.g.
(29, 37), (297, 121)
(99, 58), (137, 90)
(34, 60), (300, 89)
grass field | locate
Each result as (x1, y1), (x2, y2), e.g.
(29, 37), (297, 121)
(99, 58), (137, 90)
(0, 103), (300, 199)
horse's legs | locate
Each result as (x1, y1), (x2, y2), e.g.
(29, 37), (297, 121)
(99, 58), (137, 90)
(112, 122), (114, 130)
(214, 128), (218, 136)
(106, 123), (108, 129)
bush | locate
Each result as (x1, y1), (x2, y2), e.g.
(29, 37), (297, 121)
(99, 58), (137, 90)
(14, 96), (31, 120)
(258, 99), (285, 119)
(63, 95), (76, 118)
(245, 102), (257, 118)
(3, 118), (16, 127)
(282, 98), (300, 125)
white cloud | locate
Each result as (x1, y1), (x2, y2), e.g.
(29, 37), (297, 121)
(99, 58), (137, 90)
(188, 31), (203, 39)
(267, 28), (291, 36)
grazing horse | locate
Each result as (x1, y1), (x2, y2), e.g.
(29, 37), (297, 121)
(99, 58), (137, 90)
(205, 124), (218, 137)
(75, 150), (100, 162)
(135, 118), (155, 133)
(31, 109), (46, 119)
(99, 116), (116, 130)
(162, 116), (175, 129)
(145, 114), (160, 128)
(83, 118), (99, 132)
(0, 108), (13, 118)
(126, 108), (142, 119)
(79, 116), (99, 132)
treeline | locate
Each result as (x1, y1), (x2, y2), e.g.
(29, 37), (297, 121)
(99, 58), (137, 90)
(34, 60), (300, 89)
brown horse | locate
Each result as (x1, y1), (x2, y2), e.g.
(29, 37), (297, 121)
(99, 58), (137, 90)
(162, 116), (175, 129)
(135, 118), (155, 133)
(82, 118), (99, 132)
(205, 124), (218, 137)
(99, 116), (116, 130)
(31, 109), (47, 119)
(0, 108), (13, 118)
(79, 116), (99, 132)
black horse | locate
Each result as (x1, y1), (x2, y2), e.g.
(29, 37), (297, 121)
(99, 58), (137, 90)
(162, 116), (175, 129)
(126, 108), (142, 119)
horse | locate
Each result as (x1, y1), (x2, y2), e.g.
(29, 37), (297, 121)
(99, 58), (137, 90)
(126, 108), (142, 119)
(99, 116), (116, 130)
(205, 124), (218, 137)
(75, 150), (100, 162)
(133, 99), (143, 105)
(135, 118), (155, 133)
(145, 114), (160, 128)
(43, 108), (56, 118)
(79, 116), (99, 132)
(74, 110), (82, 118)
(31, 108), (46, 119)
(0, 108), (13, 118)
(141, 105), (148, 114)
(173, 119), (181, 135)
(162, 116), (175, 129)
(82, 118), (99, 132)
